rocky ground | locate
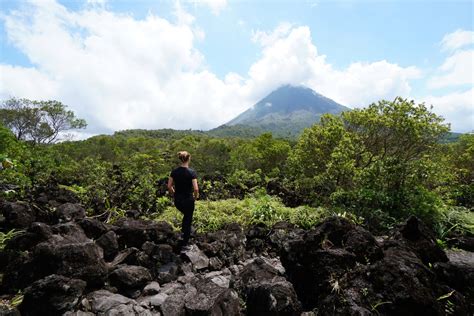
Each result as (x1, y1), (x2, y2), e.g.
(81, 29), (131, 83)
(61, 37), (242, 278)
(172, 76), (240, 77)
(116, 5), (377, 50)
(0, 186), (473, 316)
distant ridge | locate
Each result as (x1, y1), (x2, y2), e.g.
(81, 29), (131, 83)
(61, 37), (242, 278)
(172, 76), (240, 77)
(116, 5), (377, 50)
(213, 85), (349, 137)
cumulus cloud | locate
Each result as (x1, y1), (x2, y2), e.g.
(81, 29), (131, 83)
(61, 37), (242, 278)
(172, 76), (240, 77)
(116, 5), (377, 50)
(421, 89), (474, 133)
(0, 0), (243, 133)
(428, 50), (474, 89)
(247, 24), (421, 107)
(440, 29), (474, 52)
(421, 29), (474, 132)
(5, 3), (468, 134)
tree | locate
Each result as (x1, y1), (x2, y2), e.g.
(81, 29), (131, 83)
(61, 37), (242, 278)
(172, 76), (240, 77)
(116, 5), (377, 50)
(288, 97), (450, 225)
(0, 98), (87, 144)
(448, 133), (474, 207)
(230, 133), (291, 175)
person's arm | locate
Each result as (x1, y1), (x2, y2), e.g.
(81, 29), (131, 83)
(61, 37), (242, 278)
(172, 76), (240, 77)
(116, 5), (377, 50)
(192, 178), (199, 200)
(167, 177), (175, 197)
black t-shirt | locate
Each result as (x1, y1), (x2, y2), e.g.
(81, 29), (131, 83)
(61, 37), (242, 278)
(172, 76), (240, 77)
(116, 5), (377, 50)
(170, 167), (197, 197)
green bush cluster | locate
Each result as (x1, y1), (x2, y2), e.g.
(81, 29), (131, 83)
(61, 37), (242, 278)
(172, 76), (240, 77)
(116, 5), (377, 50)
(155, 193), (330, 232)
(1, 98), (473, 238)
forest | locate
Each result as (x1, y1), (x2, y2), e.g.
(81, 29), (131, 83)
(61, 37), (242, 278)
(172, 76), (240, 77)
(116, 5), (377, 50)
(0, 97), (473, 315)
(1, 97), (472, 236)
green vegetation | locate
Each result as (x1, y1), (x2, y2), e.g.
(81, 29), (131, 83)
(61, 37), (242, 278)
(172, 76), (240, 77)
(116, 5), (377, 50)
(0, 97), (473, 238)
(0, 98), (86, 144)
(288, 98), (452, 227)
(154, 192), (330, 232)
(0, 229), (23, 250)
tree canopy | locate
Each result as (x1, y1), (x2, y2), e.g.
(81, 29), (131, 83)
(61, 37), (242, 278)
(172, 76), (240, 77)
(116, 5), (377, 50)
(0, 98), (87, 144)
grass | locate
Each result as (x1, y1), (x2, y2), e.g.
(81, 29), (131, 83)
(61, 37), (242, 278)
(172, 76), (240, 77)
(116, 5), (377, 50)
(152, 193), (331, 232)
(0, 229), (23, 250)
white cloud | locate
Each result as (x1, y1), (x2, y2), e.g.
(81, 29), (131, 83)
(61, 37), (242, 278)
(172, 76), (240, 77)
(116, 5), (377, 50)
(4, 4), (469, 135)
(0, 64), (58, 100)
(421, 89), (474, 133)
(247, 24), (421, 108)
(251, 22), (293, 46)
(1, 0), (243, 133)
(192, 0), (227, 15)
(428, 49), (474, 89)
(421, 29), (474, 132)
(441, 29), (474, 52)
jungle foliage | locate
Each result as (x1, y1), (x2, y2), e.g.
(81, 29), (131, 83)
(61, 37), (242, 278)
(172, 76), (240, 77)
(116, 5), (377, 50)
(0, 97), (472, 235)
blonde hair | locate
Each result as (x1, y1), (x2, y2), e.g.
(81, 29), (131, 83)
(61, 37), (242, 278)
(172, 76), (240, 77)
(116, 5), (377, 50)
(178, 151), (191, 163)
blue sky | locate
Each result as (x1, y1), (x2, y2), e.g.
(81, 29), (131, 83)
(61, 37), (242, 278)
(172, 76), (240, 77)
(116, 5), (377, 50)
(0, 0), (473, 135)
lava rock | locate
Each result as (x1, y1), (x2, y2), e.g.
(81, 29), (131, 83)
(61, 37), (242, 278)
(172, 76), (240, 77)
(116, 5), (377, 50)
(435, 249), (474, 312)
(394, 215), (448, 265)
(18, 274), (86, 316)
(1, 201), (35, 229)
(96, 231), (119, 261)
(184, 279), (240, 315)
(281, 244), (357, 308)
(78, 218), (109, 239)
(143, 281), (161, 295)
(1, 250), (35, 292)
(55, 203), (86, 223)
(157, 262), (179, 284)
(109, 265), (153, 293)
(33, 240), (108, 287)
(114, 219), (174, 248)
(447, 235), (474, 252)
(5, 231), (42, 251)
(246, 280), (302, 316)
(181, 245), (210, 271)
(0, 305), (20, 316)
(86, 289), (153, 315)
(50, 222), (90, 243)
(28, 222), (53, 239)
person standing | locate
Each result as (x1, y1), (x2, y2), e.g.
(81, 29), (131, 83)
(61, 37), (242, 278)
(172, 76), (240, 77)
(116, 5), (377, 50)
(167, 151), (199, 250)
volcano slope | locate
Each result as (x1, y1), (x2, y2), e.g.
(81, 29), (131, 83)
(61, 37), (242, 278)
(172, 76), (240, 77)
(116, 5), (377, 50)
(0, 188), (472, 316)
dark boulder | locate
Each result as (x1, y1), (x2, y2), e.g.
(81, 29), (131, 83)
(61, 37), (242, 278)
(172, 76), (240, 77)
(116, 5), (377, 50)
(32, 184), (79, 207)
(280, 217), (373, 309)
(233, 257), (284, 290)
(232, 257), (301, 315)
(78, 218), (108, 239)
(28, 221), (53, 239)
(55, 203), (86, 223)
(1, 201), (35, 229)
(0, 305), (20, 316)
(184, 279), (241, 315)
(246, 223), (270, 254)
(157, 262), (180, 284)
(318, 246), (470, 316)
(246, 280), (301, 316)
(113, 219), (174, 248)
(5, 232), (41, 251)
(33, 240), (108, 287)
(1, 250), (36, 293)
(344, 226), (384, 263)
(85, 289), (152, 315)
(434, 249), (474, 313)
(393, 216), (448, 265)
(96, 231), (119, 261)
(50, 222), (90, 243)
(447, 235), (474, 252)
(4, 222), (52, 253)
(109, 265), (152, 293)
(198, 223), (246, 266)
(107, 247), (139, 268)
(160, 285), (187, 316)
(18, 274), (86, 316)
(181, 244), (210, 271)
